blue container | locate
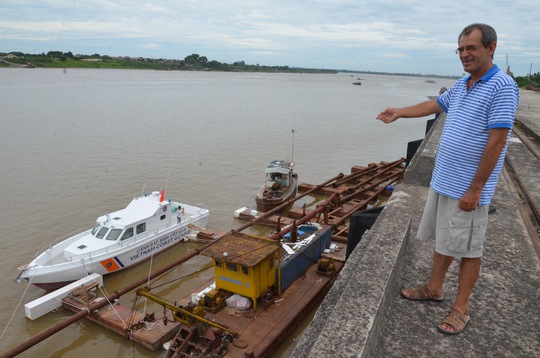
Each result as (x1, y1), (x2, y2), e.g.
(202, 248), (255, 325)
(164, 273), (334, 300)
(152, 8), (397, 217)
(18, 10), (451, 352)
(279, 226), (332, 291)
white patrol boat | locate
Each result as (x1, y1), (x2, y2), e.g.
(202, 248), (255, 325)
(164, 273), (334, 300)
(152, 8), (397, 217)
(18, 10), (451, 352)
(15, 190), (209, 290)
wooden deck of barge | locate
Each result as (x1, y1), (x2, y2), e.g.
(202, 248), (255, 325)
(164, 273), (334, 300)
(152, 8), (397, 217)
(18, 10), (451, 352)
(61, 258), (345, 356)
(62, 294), (180, 351)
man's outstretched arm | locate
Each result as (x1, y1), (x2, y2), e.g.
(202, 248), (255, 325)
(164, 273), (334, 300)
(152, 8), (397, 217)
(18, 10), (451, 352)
(377, 99), (442, 124)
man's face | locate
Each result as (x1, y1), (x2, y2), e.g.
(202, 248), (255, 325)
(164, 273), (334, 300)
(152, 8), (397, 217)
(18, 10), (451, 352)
(457, 28), (495, 77)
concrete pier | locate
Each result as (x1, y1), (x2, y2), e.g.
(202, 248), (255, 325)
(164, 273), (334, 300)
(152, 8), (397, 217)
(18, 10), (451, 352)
(293, 89), (540, 357)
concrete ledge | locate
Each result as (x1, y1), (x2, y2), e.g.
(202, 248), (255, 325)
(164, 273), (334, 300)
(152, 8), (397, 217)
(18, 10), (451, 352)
(293, 188), (414, 357)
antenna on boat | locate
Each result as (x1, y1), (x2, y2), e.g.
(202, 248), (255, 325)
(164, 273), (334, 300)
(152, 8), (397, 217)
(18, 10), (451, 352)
(291, 129), (296, 166)
(164, 167), (171, 197)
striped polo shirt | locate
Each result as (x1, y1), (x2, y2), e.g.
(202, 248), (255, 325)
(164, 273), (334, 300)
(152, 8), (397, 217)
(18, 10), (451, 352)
(432, 64), (519, 206)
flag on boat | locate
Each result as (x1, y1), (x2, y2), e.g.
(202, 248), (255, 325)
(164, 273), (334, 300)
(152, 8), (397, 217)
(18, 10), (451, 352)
(160, 188), (165, 202)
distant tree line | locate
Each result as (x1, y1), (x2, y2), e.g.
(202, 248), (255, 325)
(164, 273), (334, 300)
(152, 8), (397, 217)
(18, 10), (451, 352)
(0, 51), (338, 74)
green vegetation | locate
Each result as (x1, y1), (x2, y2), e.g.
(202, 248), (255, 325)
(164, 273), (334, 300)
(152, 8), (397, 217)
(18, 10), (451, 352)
(514, 73), (540, 90)
(0, 51), (338, 74)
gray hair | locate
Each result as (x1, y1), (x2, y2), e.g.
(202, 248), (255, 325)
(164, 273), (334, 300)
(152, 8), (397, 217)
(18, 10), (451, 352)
(459, 23), (497, 47)
(459, 23), (497, 58)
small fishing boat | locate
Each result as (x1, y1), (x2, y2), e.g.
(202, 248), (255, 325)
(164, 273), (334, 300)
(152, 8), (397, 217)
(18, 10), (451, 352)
(15, 190), (209, 290)
(255, 160), (298, 212)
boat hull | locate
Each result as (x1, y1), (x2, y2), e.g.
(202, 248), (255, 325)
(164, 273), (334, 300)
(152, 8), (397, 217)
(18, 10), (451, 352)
(20, 214), (209, 290)
(255, 176), (298, 212)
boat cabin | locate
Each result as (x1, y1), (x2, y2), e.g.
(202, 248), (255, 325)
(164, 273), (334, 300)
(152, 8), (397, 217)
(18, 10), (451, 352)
(201, 231), (280, 311)
(264, 160), (293, 190)
(64, 191), (176, 259)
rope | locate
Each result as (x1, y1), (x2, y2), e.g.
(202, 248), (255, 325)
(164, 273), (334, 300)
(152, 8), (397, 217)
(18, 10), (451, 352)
(142, 254), (155, 317)
(99, 286), (127, 329)
(129, 320), (170, 334)
(81, 258), (93, 275)
(149, 264), (213, 290)
(117, 295), (143, 358)
(0, 278), (33, 341)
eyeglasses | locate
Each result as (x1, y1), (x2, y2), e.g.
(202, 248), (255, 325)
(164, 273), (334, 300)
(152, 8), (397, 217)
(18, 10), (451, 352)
(455, 45), (480, 54)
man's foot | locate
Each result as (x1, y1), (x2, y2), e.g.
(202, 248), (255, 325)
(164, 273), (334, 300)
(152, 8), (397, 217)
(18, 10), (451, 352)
(400, 285), (443, 302)
(438, 309), (470, 335)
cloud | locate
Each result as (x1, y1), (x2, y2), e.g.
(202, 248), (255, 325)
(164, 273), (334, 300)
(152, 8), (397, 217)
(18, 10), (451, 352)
(0, 0), (539, 76)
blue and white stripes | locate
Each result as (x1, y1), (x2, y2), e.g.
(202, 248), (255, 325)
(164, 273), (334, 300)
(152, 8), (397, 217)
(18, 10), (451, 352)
(431, 65), (519, 206)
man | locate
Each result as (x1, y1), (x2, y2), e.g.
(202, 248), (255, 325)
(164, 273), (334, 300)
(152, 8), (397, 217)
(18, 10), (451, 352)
(377, 23), (519, 334)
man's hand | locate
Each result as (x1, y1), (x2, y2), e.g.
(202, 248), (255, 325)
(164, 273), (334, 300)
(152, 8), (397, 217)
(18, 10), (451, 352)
(377, 108), (400, 124)
(377, 100), (441, 124)
(459, 189), (481, 212)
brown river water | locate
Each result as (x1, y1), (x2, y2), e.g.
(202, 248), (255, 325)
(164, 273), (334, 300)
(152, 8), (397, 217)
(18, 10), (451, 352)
(0, 68), (456, 357)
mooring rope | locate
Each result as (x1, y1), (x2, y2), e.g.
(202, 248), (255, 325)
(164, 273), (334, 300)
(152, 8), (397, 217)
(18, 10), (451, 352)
(81, 258), (93, 275)
(0, 277), (33, 342)
(142, 253), (155, 318)
(99, 285), (127, 329)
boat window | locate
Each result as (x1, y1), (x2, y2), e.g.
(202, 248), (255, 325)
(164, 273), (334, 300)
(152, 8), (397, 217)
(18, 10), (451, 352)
(95, 227), (109, 239)
(136, 223), (146, 234)
(240, 265), (249, 275)
(215, 259), (222, 268)
(106, 229), (122, 241)
(91, 224), (101, 236)
(121, 227), (133, 241)
(160, 214), (166, 221)
(225, 261), (238, 272)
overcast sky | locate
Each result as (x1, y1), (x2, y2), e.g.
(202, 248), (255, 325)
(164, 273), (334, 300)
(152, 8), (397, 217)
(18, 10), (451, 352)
(1, 0), (538, 76)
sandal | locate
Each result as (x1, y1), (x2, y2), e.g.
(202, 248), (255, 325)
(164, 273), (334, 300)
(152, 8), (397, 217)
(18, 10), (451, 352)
(438, 309), (470, 335)
(400, 285), (443, 302)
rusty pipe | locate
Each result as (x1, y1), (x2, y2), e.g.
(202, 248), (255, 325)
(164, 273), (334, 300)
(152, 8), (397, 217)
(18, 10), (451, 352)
(332, 158), (404, 187)
(268, 193), (338, 240)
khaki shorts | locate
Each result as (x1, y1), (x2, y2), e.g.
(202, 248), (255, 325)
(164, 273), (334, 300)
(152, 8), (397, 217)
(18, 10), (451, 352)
(417, 188), (489, 258)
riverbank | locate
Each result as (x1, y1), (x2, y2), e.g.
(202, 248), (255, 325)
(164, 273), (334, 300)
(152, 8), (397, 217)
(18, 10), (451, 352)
(293, 89), (540, 357)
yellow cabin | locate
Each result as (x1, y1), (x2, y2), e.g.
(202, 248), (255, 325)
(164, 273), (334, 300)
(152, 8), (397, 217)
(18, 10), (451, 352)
(201, 231), (280, 311)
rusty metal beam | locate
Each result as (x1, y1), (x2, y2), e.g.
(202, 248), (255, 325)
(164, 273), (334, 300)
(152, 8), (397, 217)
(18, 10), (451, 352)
(235, 173), (344, 232)
(331, 158), (404, 187)
(268, 193), (339, 241)
(267, 164), (404, 241)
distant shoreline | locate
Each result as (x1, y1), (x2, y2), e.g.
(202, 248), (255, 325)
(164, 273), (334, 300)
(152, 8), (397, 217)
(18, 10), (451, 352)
(0, 51), (460, 79)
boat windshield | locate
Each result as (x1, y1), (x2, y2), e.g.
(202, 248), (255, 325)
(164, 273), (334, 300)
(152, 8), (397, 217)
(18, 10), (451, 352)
(106, 229), (122, 241)
(94, 226), (109, 239)
(91, 223), (101, 236)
